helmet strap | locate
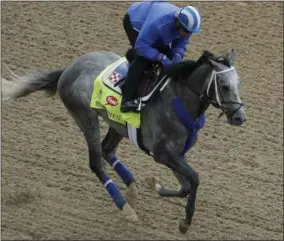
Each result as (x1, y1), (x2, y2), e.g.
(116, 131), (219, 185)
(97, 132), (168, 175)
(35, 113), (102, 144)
(175, 8), (182, 18)
(175, 19), (180, 29)
(175, 9), (191, 34)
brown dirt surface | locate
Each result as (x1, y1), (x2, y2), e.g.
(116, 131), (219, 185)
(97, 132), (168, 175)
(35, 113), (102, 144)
(1, 1), (283, 240)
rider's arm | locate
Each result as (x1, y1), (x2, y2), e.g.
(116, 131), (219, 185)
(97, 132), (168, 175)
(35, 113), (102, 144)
(171, 34), (191, 60)
(134, 22), (168, 63)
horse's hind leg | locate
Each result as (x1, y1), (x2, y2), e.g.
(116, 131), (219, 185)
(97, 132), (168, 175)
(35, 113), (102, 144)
(101, 127), (138, 206)
(64, 106), (138, 222)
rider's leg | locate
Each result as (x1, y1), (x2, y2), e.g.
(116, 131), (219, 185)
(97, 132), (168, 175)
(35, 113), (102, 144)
(123, 13), (138, 48)
(121, 55), (151, 113)
(123, 13), (138, 62)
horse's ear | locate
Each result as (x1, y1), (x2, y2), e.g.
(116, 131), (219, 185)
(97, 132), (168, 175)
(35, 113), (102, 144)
(203, 49), (215, 59)
(222, 49), (236, 66)
(228, 49), (236, 62)
(207, 58), (219, 68)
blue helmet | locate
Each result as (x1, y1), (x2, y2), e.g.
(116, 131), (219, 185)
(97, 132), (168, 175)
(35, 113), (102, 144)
(175, 6), (202, 34)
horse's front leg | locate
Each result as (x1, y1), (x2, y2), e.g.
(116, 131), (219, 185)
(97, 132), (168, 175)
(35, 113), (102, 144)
(153, 148), (200, 234)
(146, 171), (190, 198)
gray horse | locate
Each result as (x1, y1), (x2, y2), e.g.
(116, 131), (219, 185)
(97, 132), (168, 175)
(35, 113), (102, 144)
(2, 49), (246, 234)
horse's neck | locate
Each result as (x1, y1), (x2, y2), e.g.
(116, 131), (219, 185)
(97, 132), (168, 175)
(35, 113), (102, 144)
(188, 63), (212, 95)
(174, 64), (212, 118)
(173, 84), (201, 119)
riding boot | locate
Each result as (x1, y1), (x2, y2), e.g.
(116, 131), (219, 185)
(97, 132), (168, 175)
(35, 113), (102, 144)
(121, 56), (151, 113)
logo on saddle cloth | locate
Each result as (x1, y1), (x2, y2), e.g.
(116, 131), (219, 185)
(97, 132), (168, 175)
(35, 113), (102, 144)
(90, 57), (141, 128)
(108, 72), (121, 84)
(106, 96), (119, 106)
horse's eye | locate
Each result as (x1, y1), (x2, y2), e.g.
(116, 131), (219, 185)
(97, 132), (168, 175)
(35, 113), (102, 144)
(221, 85), (230, 91)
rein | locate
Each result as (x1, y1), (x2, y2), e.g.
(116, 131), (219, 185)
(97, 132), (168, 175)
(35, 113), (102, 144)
(188, 66), (244, 118)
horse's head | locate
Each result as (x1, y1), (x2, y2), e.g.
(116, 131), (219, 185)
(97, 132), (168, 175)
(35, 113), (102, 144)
(202, 49), (246, 126)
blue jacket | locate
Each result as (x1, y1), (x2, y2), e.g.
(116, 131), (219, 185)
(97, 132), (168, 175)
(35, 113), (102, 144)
(128, 1), (191, 62)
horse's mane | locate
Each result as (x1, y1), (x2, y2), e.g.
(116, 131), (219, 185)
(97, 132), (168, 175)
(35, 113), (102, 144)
(199, 49), (232, 67)
(125, 48), (233, 81)
(165, 49), (233, 81)
(163, 60), (199, 81)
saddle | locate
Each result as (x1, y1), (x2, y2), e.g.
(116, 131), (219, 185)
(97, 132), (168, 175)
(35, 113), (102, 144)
(100, 49), (201, 113)
(117, 49), (166, 97)
(102, 48), (170, 110)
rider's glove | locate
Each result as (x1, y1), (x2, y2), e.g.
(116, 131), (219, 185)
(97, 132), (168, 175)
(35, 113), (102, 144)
(158, 53), (172, 68)
(172, 53), (182, 64)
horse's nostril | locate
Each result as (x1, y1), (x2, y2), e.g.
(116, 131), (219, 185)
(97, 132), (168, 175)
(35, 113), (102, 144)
(235, 117), (245, 123)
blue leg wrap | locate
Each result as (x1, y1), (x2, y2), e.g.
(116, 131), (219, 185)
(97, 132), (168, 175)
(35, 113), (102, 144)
(103, 176), (126, 210)
(109, 156), (135, 186)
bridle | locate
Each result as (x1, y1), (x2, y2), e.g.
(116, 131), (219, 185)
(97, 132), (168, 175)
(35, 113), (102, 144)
(201, 66), (244, 119)
(152, 60), (244, 120)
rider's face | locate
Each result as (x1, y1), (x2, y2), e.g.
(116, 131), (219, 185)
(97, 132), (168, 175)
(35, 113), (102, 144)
(179, 28), (191, 37)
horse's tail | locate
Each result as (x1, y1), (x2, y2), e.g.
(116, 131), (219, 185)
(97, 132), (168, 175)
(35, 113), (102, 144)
(2, 64), (65, 101)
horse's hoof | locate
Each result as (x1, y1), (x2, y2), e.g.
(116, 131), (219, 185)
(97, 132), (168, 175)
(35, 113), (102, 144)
(145, 176), (161, 192)
(126, 183), (138, 207)
(179, 218), (190, 234)
(122, 203), (138, 222)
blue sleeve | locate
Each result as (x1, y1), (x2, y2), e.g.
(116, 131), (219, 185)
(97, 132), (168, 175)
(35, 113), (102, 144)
(171, 35), (191, 59)
(134, 22), (161, 62)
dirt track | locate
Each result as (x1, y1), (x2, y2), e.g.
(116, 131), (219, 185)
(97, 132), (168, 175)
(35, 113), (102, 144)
(1, 2), (283, 240)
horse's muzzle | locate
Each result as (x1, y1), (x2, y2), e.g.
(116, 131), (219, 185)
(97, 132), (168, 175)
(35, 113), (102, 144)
(228, 115), (246, 126)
